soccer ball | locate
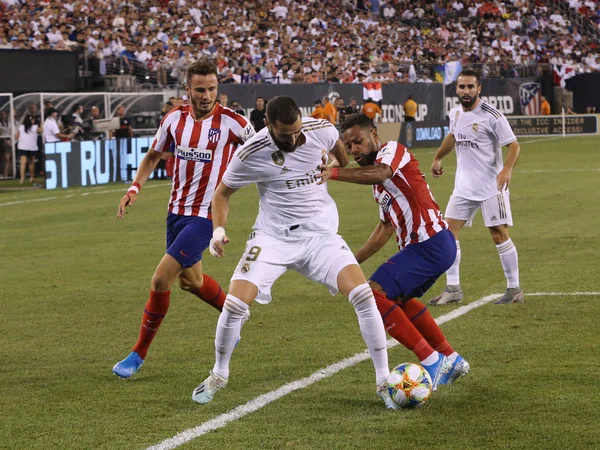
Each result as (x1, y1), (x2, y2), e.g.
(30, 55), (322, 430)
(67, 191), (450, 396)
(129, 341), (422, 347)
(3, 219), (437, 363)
(387, 363), (433, 408)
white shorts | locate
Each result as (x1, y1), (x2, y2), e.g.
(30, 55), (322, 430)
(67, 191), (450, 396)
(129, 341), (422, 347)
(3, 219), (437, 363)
(231, 230), (358, 304)
(445, 191), (513, 227)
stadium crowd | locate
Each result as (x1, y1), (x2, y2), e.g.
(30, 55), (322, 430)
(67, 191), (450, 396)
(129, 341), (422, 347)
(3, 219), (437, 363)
(0, 0), (599, 85)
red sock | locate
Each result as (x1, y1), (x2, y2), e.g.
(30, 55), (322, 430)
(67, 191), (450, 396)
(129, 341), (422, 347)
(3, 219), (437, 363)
(372, 290), (434, 361)
(190, 274), (226, 311)
(132, 290), (171, 359)
(400, 298), (454, 356)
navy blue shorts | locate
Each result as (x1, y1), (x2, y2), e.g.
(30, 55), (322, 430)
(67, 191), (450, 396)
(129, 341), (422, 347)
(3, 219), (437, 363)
(165, 213), (213, 268)
(370, 229), (457, 301)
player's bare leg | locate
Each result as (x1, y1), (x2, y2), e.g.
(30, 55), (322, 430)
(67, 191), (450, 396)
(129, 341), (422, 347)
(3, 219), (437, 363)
(430, 218), (465, 305)
(179, 261), (233, 314)
(113, 254), (182, 378)
(489, 225), (523, 304)
(337, 265), (393, 408)
(192, 280), (257, 404)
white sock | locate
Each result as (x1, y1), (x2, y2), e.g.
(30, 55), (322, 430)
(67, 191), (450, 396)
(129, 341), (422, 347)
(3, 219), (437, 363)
(446, 240), (461, 286)
(212, 295), (249, 379)
(349, 283), (390, 385)
(496, 239), (520, 289)
(420, 351), (439, 366)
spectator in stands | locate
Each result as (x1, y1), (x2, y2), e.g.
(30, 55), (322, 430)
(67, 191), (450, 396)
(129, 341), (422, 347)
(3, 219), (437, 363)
(112, 105), (133, 139)
(221, 69), (238, 84)
(403, 94), (418, 121)
(250, 97), (266, 132)
(541, 96), (551, 115)
(1, 0), (597, 86)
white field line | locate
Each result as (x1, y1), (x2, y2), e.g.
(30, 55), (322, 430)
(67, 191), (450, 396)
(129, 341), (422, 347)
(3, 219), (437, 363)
(0, 182), (171, 207)
(149, 291), (598, 450)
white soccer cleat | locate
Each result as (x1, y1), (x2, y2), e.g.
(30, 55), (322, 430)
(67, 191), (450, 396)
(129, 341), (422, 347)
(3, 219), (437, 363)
(377, 382), (400, 410)
(192, 372), (228, 404)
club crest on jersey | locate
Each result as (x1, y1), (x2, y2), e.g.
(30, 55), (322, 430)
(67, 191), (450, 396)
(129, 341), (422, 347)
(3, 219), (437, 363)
(271, 150), (285, 166)
(208, 128), (221, 143)
(472, 123), (479, 133)
(176, 145), (213, 162)
(241, 263), (250, 273)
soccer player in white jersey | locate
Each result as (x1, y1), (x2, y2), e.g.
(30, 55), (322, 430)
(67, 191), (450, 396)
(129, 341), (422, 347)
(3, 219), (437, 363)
(112, 58), (255, 379)
(191, 96), (395, 409)
(430, 69), (523, 305)
(317, 114), (469, 390)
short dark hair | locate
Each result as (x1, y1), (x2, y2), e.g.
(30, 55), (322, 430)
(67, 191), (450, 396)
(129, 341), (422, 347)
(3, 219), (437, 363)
(185, 58), (218, 86)
(340, 113), (375, 134)
(266, 96), (301, 125)
(457, 68), (481, 85)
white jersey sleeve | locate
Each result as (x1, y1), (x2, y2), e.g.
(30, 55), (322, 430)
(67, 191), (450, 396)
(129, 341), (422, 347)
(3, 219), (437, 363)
(303, 119), (339, 151)
(491, 114), (517, 147)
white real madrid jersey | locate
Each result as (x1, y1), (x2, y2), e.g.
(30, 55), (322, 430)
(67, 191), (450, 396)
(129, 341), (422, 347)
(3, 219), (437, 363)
(449, 100), (517, 201)
(222, 118), (340, 237)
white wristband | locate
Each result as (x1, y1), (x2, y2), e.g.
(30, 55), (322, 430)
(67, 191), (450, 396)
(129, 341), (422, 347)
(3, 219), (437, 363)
(212, 226), (226, 240)
(209, 226), (226, 257)
(127, 185), (140, 195)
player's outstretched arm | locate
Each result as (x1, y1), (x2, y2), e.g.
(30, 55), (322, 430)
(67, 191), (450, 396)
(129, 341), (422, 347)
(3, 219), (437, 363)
(431, 133), (456, 177)
(117, 149), (162, 219)
(354, 220), (395, 264)
(209, 182), (238, 258)
(497, 140), (520, 191)
(317, 163), (392, 185)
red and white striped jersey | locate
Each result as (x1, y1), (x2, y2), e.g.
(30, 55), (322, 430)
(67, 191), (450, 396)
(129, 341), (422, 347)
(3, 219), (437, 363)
(152, 104), (255, 217)
(373, 141), (447, 249)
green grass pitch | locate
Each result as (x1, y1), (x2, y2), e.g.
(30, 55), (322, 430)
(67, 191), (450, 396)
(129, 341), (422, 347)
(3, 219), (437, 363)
(1, 135), (599, 449)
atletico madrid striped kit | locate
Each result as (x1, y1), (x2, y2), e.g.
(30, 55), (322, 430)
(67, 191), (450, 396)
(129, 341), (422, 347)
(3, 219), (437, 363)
(152, 104), (255, 218)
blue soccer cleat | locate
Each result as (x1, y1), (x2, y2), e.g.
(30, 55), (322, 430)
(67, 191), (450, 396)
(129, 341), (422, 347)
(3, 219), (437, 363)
(439, 355), (470, 385)
(422, 352), (447, 391)
(112, 351), (144, 379)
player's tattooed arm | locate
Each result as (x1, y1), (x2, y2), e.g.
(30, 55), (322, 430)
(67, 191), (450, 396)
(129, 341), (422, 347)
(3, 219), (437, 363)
(355, 220), (395, 264)
(316, 163), (392, 185)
